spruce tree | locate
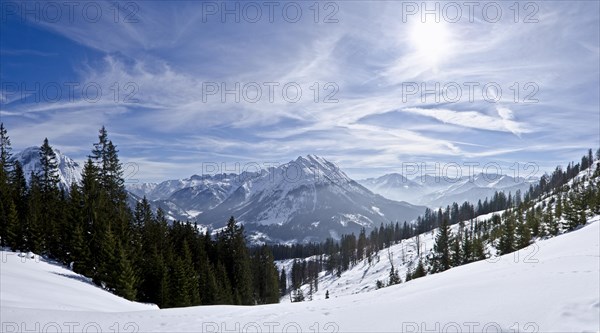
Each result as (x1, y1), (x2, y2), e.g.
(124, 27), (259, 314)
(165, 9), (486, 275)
(431, 219), (451, 272)
(0, 123), (13, 247)
(279, 268), (288, 297)
(26, 173), (44, 253)
(516, 219), (531, 250)
(219, 217), (253, 305)
(411, 260), (426, 279)
(498, 213), (516, 255)
(388, 265), (401, 286)
(10, 161), (28, 250)
(564, 189), (587, 230)
(114, 242), (138, 301)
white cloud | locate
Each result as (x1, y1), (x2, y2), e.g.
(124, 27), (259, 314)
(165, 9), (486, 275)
(401, 107), (531, 136)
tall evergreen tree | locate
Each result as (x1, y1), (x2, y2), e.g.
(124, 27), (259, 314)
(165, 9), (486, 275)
(431, 219), (451, 272)
(218, 217), (254, 305)
(498, 213), (516, 255)
(114, 242), (138, 301)
(279, 268), (288, 297)
(0, 123), (13, 247)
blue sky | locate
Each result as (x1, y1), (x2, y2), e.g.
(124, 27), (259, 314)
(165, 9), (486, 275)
(1, 1), (599, 182)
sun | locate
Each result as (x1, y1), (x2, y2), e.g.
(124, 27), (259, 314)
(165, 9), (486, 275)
(408, 20), (454, 68)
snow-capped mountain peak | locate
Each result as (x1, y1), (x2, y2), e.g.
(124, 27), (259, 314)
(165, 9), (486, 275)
(10, 146), (82, 191)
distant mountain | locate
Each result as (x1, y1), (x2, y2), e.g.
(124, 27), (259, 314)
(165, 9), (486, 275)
(360, 172), (537, 208)
(359, 173), (428, 203)
(10, 146), (82, 191)
(193, 155), (425, 243)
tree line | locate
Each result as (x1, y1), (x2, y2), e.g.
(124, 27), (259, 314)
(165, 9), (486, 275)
(428, 149), (600, 277)
(269, 148), (600, 293)
(0, 124), (280, 308)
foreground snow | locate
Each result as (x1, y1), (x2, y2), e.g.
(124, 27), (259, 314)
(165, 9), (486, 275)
(2, 218), (599, 332)
(0, 251), (156, 313)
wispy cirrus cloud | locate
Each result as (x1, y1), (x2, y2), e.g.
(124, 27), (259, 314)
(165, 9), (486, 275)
(1, 0), (598, 182)
(401, 107), (532, 136)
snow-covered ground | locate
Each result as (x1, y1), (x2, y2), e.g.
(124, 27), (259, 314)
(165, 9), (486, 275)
(2, 216), (598, 332)
(0, 251), (156, 313)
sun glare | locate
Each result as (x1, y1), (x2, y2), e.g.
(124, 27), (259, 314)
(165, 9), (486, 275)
(409, 20), (454, 68)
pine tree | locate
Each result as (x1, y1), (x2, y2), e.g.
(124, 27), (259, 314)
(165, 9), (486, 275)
(516, 218), (531, 250)
(461, 231), (472, 264)
(564, 188), (587, 230)
(10, 161), (27, 251)
(555, 194), (563, 219)
(498, 213), (516, 255)
(95, 223), (117, 289)
(0, 123), (12, 170)
(388, 265), (401, 286)
(38, 138), (60, 192)
(0, 123), (13, 247)
(450, 233), (462, 267)
(471, 236), (486, 261)
(170, 256), (191, 307)
(411, 260), (426, 279)
(292, 288), (305, 302)
(544, 202), (559, 236)
(279, 268), (288, 297)
(431, 219), (451, 272)
(5, 200), (19, 249)
(26, 173), (44, 253)
(114, 242), (138, 301)
(214, 261), (234, 304)
(218, 217), (253, 305)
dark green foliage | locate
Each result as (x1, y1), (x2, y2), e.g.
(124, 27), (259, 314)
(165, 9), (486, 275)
(411, 260), (426, 280)
(279, 268), (288, 297)
(498, 213), (516, 255)
(252, 246), (280, 304)
(564, 186), (588, 230)
(431, 219), (451, 273)
(114, 242), (138, 301)
(516, 217), (531, 250)
(218, 216), (254, 305)
(388, 265), (401, 286)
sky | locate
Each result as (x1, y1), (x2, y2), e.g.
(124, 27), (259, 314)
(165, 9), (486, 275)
(0, 0), (599, 183)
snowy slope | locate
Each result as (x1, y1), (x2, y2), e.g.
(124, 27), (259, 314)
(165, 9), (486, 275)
(0, 251), (156, 312)
(2, 217), (598, 332)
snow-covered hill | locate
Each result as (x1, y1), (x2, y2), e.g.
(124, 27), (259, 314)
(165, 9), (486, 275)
(360, 172), (537, 207)
(2, 216), (598, 332)
(0, 251), (156, 312)
(10, 146), (82, 191)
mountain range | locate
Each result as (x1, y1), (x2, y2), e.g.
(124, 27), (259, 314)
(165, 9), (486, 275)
(11, 147), (537, 243)
(12, 148), (425, 243)
(359, 172), (537, 208)
(129, 155), (426, 243)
